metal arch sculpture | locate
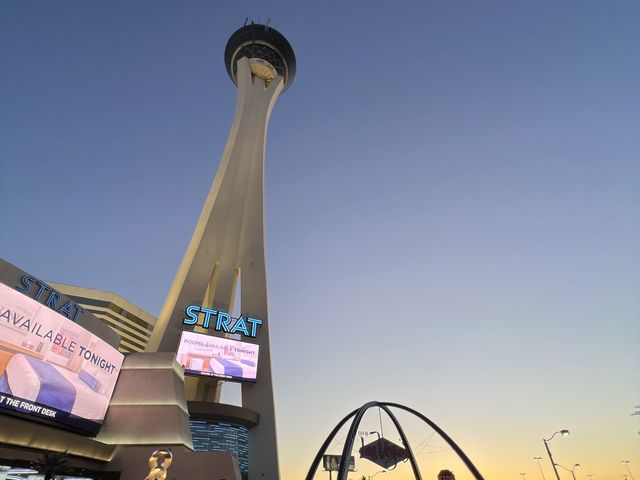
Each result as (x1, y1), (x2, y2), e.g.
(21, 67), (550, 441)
(305, 401), (485, 480)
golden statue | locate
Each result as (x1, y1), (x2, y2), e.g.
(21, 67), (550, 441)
(145, 449), (173, 480)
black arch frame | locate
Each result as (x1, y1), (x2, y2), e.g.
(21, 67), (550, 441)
(304, 401), (485, 480)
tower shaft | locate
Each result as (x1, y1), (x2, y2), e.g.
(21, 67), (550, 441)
(147, 57), (284, 478)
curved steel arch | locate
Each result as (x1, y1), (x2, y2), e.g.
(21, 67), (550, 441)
(305, 401), (485, 480)
(305, 406), (360, 480)
(379, 404), (422, 479)
(385, 402), (485, 480)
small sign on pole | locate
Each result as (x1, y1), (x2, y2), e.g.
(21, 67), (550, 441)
(323, 454), (356, 472)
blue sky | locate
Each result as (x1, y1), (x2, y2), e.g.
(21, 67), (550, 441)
(1, 1), (639, 479)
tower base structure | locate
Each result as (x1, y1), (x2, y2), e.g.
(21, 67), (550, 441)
(107, 446), (241, 480)
(97, 352), (250, 480)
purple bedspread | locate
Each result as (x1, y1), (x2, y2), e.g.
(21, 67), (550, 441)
(22, 355), (76, 413)
(213, 358), (243, 377)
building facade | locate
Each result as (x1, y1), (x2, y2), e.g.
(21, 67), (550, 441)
(49, 283), (157, 353)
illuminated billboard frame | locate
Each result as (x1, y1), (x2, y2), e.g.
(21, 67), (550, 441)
(176, 330), (259, 383)
(0, 281), (124, 435)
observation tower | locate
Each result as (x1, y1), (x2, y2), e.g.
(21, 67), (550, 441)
(146, 22), (296, 479)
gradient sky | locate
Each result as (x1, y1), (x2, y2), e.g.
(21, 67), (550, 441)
(1, 1), (639, 479)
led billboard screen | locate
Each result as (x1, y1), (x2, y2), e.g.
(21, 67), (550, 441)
(0, 281), (124, 435)
(176, 330), (259, 383)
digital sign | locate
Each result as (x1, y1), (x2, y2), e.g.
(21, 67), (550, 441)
(0, 281), (124, 435)
(176, 330), (259, 383)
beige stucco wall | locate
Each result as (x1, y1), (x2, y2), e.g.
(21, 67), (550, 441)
(96, 352), (193, 448)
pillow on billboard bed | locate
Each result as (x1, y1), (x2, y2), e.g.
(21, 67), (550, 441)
(79, 369), (102, 393)
(190, 358), (204, 370)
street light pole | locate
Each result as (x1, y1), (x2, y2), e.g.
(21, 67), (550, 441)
(534, 457), (547, 480)
(556, 463), (580, 480)
(622, 461), (635, 480)
(543, 430), (569, 480)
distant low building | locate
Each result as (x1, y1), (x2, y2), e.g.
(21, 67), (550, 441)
(49, 282), (156, 353)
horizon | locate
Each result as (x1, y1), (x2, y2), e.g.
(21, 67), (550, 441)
(1, 1), (638, 479)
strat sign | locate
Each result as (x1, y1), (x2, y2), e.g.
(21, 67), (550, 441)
(15, 275), (85, 322)
(359, 437), (409, 470)
(182, 305), (263, 338)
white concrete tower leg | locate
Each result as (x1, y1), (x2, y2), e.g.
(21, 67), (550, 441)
(146, 57), (283, 354)
(147, 21), (297, 479)
(146, 56), (285, 479)
(235, 68), (283, 480)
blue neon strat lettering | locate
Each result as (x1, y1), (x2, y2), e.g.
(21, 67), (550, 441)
(72, 305), (85, 321)
(16, 275), (36, 293)
(231, 316), (249, 336)
(45, 291), (61, 310)
(34, 281), (50, 301)
(183, 305), (200, 325)
(15, 275), (85, 322)
(247, 317), (263, 337)
(216, 311), (232, 332)
(59, 301), (75, 318)
(201, 307), (217, 329)
(182, 305), (263, 338)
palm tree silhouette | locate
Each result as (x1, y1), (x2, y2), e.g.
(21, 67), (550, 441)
(36, 451), (70, 480)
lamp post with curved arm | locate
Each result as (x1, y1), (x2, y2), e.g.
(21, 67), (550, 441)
(533, 457), (547, 480)
(543, 430), (569, 480)
(555, 463), (580, 480)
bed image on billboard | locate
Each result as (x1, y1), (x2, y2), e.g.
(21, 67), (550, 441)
(0, 282), (124, 435)
(176, 330), (259, 383)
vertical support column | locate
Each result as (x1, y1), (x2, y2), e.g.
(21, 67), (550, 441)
(145, 57), (284, 479)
